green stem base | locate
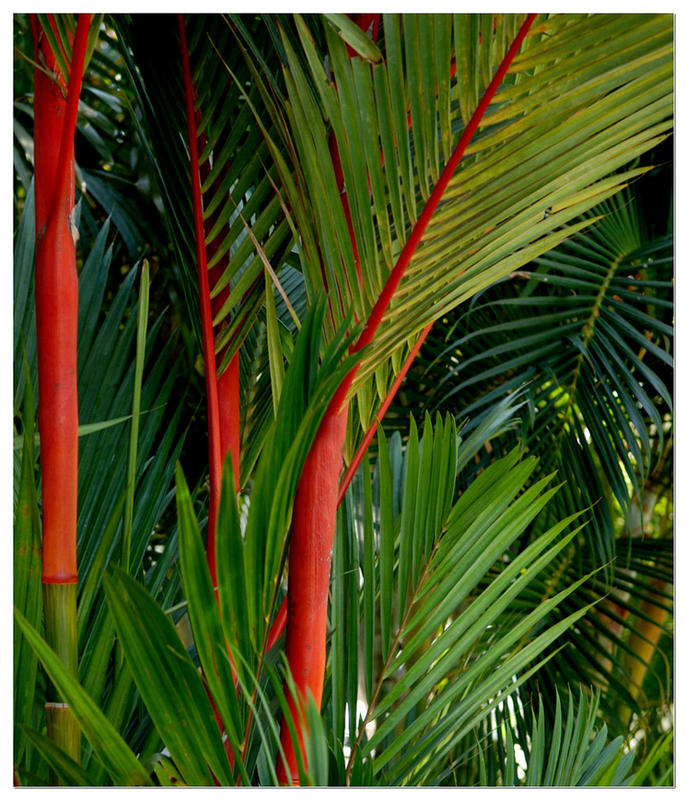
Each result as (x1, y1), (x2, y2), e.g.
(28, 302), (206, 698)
(43, 581), (81, 775)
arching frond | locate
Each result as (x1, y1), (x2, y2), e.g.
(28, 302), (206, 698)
(114, 14), (293, 364)
(236, 13), (671, 431)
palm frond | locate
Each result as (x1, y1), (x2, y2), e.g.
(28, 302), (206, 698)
(91, 309), (362, 784)
(417, 185), (672, 568)
(498, 689), (635, 785)
(13, 15), (159, 258)
(14, 367), (42, 776)
(114, 14), (292, 366)
(236, 13), (671, 435)
(335, 413), (597, 784)
(14, 608), (151, 786)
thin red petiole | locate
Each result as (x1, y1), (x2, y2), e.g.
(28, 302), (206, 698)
(178, 15), (223, 583)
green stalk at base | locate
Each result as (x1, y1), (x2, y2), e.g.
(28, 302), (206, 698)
(43, 583), (80, 770)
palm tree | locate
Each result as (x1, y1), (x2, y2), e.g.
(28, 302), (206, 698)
(14, 12), (673, 786)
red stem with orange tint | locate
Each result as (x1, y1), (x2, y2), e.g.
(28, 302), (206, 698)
(33, 12), (92, 765)
(194, 87), (241, 494)
(277, 405), (349, 784)
(266, 316), (431, 649)
(179, 17), (243, 774)
(329, 13), (537, 419)
(34, 13), (92, 586)
(277, 14), (378, 785)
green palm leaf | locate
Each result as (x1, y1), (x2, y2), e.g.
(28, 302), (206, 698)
(13, 366), (42, 777)
(19, 727), (99, 787)
(113, 14), (292, 364)
(417, 185), (671, 561)
(490, 689), (635, 786)
(103, 303), (362, 784)
(13, 12), (674, 787)
(334, 413), (598, 784)
(13, 15), (159, 258)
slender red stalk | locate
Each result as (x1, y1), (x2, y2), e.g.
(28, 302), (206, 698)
(266, 595), (288, 651)
(278, 14), (536, 782)
(266, 318), (431, 654)
(179, 17), (243, 775)
(334, 29), (457, 497)
(331, 13), (380, 287)
(195, 85), (242, 494)
(49, 24), (90, 227)
(34, 13), (92, 585)
(33, 13), (92, 768)
(178, 16), (224, 583)
(277, 405), (349, 784)
(338, 320), (434, 504)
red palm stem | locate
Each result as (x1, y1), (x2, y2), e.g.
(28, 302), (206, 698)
(266, 317), (431, 647)
(34, 13), (92, 585)
(33, 12), (92, 764)
(179, 18), (242, 773)
(195, 86), (242, 493)
(277, 14), (380, 784)
(49, 18), (91, 228)
(278, 404), (349, 784)
(266, 594), (288, 651)
(178, 15), (223, 583)
(327, 13), (536, 419)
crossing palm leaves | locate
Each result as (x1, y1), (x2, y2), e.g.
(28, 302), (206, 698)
(112, 14), (292, 363)
(426, 188), (671, 556)
(13, 14), (161, 258)
(13, 11), (673, 786)
(482, 689), (640, 786)
(99, 306), (358, 785)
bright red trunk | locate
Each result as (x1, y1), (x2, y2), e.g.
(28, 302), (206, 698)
(277, 15), (372, 782)
(277, 403), (349, 784)
(35, 217), (78, 583)
(209, 285), (240, 496)
(32, 14), (92, 766)
(178, 17), (223, 583)
(32, 16), (90, 584)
